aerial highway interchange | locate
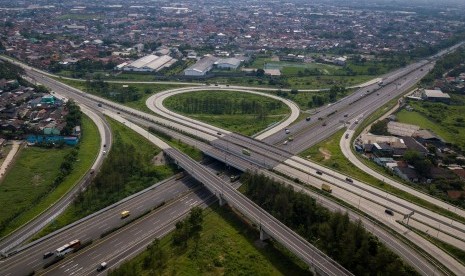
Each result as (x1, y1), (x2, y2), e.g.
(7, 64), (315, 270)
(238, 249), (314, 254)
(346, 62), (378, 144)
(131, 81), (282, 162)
(1, 42), (465, 275)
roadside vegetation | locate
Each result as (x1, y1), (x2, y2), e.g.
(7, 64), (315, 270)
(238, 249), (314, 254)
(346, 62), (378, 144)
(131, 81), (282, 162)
(164, 90), (290, 136)
(0, 114), (99, 238)
(241, 172), (418, 275)
(55, 77), (184, 113)
(110, 206), (309, 276)
(397, 95), (465, 151)
(34, 118), (177, 237)
(300, 129), (465, 224)
(148, 126), (203, 161)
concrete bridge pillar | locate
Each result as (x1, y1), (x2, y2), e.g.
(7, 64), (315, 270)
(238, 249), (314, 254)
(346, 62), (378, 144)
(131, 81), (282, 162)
(218, 194), (226, 206)
(259, 226), (270, 241)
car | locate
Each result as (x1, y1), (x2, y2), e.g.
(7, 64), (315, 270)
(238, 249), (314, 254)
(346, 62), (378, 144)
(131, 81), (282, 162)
(345, 133), (349, 139)
(322, 122), (327, 126)
(103, 150), (107, 154)
(316, 170), (323, 175)
(317, 117), (323, 121)
(217, 132), (222, 136)
(43, 252), (54, 259)
(376, 93), (379, 96)
(285, 128), (290, 134)
(97, 103), (102, 107)
(345, 177), (353, 183)
(343, 114), (348, 117)
(283, 140), (288, 145)
(103, 144), (106, 147)
(121, 210), (130, 219)
(117, 111), (120, 114)
(97, 262), (108, 272)
(385, 209), (394, 216)
(306, 116), (311, 121)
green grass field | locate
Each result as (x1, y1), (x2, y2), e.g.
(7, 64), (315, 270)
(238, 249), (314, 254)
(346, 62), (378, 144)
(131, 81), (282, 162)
(0, 115), (100, 237)
(164, 90), (291, 136)
(55, 78), (185, 114)
(396, 96), (465, 150)
(110, 205), (309, 276)
(33, 117), (176, 239)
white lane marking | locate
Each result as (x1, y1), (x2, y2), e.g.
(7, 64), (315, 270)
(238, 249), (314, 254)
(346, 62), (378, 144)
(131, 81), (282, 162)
(26, 259), (39, 266)
(64, 263), (78, 272)
(98, 223), (108, 229)
(91, 253), (102, 260)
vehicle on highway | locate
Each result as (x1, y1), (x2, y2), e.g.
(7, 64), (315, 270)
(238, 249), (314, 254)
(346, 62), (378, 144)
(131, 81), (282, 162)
(288, 136), (294, 141)
(345, 177), (353, 183)
(103, 150), (107, 154)
(97, 262), (108, 272)
(317, 117), (323, 121)
(242, 148), (251, 156)
(230, 175), (240, 182)
(55, 239), (81, 257)
(217, 132), (222, 136)
(344, 113), (348, 117)
(385, 209), (394, 216)
(285, 128), (290, 134)
(175, 172), (185, 180)
(306, 116), (311, 121)
(121, 210), (130, 219)
(283, 140), (288, 145)
(378, 81), (384, 86)
(345, 133), (349, 139)
(322, 122), (327, 126)
(316, 170), (323, 175)
(321, 183), (332, 193)
(97, 103), (102, 107)
(43, 251), (54, 259)
(354, 119), (359, 124)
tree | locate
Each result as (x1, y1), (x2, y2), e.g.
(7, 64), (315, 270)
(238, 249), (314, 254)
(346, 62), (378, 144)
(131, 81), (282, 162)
(290, 89), (299, 95)
(256, 68), (265, 77)
(370, 120), (388, 135)
(403, 150), (432, 177)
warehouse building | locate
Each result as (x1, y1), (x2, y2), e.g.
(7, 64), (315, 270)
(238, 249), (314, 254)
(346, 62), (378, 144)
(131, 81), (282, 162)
(121, 55), (177, 72)
(184, 56), (218, 76)
(215, 57), (241, 70)
(422, 89), (450, 104)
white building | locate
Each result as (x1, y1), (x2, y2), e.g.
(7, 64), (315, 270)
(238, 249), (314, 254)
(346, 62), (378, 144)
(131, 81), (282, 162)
(215, 58), (241, 70)
(122, 55), (176, 72)
(184, 56), (218, 76)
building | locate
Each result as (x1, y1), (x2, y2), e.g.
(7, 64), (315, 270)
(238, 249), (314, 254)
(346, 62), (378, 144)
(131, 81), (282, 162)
(422, 89), (451, 104)
(387, 121), (420, 137)
(184, 56), (218, 76)
(122, 55), (176, 72)
(215, 58), (241, 70)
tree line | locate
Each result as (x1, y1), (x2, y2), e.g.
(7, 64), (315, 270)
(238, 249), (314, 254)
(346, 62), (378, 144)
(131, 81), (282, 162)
(241, 172), (418, 276)
(166, 96), (284, 120)
(85, 79), (143, 103)
(72, 132), (171, 218)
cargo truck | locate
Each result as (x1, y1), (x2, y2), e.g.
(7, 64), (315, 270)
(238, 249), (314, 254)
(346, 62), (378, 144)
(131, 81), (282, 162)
(321, 183), (332, 193)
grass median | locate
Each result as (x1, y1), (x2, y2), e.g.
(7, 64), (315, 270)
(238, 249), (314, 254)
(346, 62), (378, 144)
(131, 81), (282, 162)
(109, 204), (309, 276)
(33, 117), (177, 239)
(164, 90), (290, 136)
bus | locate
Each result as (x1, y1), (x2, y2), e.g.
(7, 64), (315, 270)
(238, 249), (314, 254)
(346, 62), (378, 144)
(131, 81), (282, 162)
(55, 239), (81, 257)
(242, 148), (251, 156)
